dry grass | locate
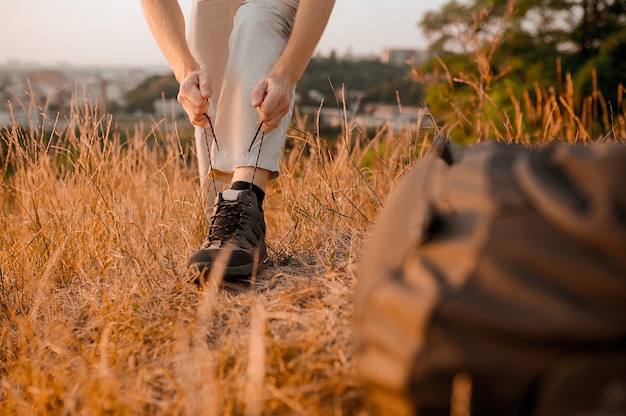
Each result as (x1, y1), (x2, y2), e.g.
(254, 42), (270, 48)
(0, 89), (428, 415)
(1, 70), (623, 414)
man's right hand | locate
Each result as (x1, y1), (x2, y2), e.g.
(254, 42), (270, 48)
(177, 70), (213, 128)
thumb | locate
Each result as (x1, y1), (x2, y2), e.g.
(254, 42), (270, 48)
(198, 72), (212, 99)
(250, 79), (268, 108)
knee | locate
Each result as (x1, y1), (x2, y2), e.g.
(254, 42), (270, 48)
(234, 1), (295, 40)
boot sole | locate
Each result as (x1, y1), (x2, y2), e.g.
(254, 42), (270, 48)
(188, 256), (268, 285)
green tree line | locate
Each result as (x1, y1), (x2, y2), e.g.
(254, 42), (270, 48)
(296, 56), (424, 106)
(124, 74), (180, 113)
(416, 0), (626, 140)
(123, 57), (425, 113)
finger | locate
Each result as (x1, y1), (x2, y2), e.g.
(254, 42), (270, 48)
(260, 99), (289, 122)
(178, 76), (205, 107)
(262, 121), (278, 132)
(191, 114), (209, 128)
(179, 89), (204, 108)
(261, 114), (283, 132)
(198, 72), (212, 99)
(261, 121), (274, 132)
(179, 97), (210, 128)
(251, 79), (268, 108)
(258, 88), (283, 113)
(187, 108), (209, 128)
(185, 111), (208, 128)
(178, 94), (210, 116)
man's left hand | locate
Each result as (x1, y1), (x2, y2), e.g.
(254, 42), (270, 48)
(250, 72), (294, 132)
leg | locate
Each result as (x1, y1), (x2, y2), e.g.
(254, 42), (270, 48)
(188, 0), (241, 197)
(211, 0), (299, 183)
(188, 0), (299, 282)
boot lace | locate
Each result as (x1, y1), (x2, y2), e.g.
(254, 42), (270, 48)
(208, 200), (243, 242)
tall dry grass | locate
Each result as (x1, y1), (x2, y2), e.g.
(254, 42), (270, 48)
(0, 87), (430, 415)
(1, 63), (623, 414)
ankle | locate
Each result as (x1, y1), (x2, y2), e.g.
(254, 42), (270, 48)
(231, 181), (265, 208)
(232, 166), (271, 190)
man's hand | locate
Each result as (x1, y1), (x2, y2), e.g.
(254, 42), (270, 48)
(177, 70), (213, 128)
(141, 0), (211, 126)
(249, 0), (335, 133)
(250, 72), (294, 132)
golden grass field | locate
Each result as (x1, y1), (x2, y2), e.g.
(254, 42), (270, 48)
(1, 78), (624, 415)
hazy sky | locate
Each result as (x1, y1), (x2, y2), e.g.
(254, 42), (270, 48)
(1, 0), (445, 66)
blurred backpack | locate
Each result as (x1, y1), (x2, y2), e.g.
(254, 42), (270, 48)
(356, 139), (626, 416)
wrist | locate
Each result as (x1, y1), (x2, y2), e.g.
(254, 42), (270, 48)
(173, 58), (201, 83)
(270, 64), (300, 87)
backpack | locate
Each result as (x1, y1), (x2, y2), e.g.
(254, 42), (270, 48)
(356, 140), (626, 415)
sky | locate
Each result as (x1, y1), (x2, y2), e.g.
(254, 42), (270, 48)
(0, 0), (446, 67)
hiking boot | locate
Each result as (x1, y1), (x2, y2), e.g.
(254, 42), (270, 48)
(188, 189), (267, 281)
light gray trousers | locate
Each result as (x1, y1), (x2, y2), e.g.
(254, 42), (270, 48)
(188, 0), (299, 193)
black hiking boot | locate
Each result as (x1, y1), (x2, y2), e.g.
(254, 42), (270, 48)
(188, 189), (267, 283)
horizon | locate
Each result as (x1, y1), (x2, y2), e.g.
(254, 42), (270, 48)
(0, 46), (425, 70)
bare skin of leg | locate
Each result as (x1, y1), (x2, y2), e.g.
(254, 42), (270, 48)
(231, 166), (271, 191)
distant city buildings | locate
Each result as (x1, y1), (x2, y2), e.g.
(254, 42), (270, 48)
(0, 63), (169, 127)
(314, 103), (431, 131)
(314, 47), (429, 66)
(381, 48), (430, 66)
(0, 47), (431, 129)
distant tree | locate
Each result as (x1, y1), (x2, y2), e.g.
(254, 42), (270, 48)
(419, 0), (581, 92)
(573, 0), (626, 60)
(123, 73), (179, 113)
(416, 0), (626, 138)
(570, 0), (626, 101)
(297, 57), (425, 107)
(0, 76), (10, 107)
